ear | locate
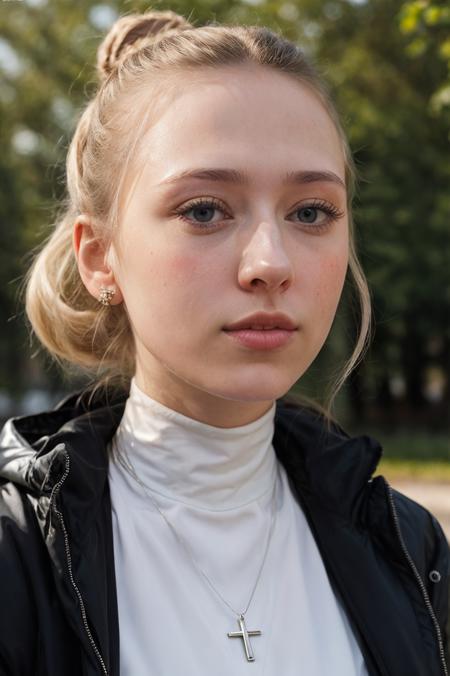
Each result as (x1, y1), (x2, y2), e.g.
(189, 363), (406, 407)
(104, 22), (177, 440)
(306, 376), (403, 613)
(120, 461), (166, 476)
(73, 215), (123, 305)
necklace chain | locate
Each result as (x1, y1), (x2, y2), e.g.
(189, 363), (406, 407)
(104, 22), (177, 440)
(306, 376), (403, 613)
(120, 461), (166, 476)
(112, 436), (279, 619)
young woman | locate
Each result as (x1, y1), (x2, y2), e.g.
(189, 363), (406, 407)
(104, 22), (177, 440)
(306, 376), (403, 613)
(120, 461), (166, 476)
(0, 9), (448, 676)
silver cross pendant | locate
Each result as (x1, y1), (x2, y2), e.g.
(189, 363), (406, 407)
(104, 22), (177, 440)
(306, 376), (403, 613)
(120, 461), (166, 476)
(227, 614), (262, 661)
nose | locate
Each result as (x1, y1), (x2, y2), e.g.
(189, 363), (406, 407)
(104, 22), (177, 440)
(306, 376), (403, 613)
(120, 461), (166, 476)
(238, 221), (293, 293)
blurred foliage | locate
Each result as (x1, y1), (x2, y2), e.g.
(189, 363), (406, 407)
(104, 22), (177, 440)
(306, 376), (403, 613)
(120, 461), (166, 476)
(0, 0), (449, 430)
(399, 0), (450, 119)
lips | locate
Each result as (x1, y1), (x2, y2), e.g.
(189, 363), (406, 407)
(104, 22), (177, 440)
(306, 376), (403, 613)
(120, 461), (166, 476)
(223, 327), (296, 350)
(223, 311), (298, 332)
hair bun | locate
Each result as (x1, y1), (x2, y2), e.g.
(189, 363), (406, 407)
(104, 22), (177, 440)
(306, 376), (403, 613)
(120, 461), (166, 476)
(96, 10), (193, 82)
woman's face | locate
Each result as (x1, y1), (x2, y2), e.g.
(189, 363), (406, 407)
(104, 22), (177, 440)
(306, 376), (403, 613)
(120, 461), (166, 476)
(111, 65), (349, 426)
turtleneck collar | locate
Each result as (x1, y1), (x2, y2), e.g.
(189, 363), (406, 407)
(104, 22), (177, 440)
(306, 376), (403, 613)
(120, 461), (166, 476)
(111, 378), (278, 510)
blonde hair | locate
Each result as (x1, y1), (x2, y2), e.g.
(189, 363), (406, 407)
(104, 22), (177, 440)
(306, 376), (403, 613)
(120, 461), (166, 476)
(24, 9), (372, 419)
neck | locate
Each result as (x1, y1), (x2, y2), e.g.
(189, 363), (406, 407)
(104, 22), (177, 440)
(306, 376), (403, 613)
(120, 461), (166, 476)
(134, 369), (275, 428)
(112, 377), (278, 510)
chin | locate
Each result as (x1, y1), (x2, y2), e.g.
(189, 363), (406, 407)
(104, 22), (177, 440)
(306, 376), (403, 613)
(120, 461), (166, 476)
(212, 376), (295, 404)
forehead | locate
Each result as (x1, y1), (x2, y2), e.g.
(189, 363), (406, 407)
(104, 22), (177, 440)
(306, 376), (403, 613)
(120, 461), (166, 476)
(131, 64), (345, 195)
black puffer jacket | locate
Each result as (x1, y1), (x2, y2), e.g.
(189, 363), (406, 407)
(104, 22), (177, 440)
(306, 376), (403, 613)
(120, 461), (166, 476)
(0, 388), (448, 676)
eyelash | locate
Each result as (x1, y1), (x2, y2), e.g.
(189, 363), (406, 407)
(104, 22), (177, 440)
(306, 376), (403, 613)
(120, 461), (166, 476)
(173, 197), (344, 233)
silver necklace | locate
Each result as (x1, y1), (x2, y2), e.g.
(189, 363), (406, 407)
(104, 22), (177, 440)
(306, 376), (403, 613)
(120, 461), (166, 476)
(112, 435), (279, 662)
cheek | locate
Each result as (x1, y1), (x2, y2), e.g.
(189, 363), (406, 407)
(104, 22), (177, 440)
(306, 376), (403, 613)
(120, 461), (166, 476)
(307, 250), (348, 318)
(123, 246), (219, 326)
(120, 235), (195, 293)
(318, 254), (347, 292)
(165, 253), (207, 282)
(166, 244), (229, 286)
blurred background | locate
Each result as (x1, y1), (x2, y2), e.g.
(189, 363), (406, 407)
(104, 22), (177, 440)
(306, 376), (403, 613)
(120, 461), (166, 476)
(0, 0), (449, 531)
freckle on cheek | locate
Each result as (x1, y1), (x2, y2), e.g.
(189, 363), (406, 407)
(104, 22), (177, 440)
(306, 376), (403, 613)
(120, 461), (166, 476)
(314, 257), (346, 299)
(325, 253), (347, 276)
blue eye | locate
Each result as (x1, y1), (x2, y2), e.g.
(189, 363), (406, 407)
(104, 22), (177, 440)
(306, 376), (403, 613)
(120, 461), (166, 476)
(290, 200), (345, 230)
(175, 198), (227, 229)
(298, 207), (319, 223)
(186, 204), (217, 223)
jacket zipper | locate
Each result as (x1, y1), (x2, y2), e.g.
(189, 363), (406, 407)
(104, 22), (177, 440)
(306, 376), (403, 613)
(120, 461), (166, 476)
(386, 479), (448, 676)
(49, 446), (109, 676)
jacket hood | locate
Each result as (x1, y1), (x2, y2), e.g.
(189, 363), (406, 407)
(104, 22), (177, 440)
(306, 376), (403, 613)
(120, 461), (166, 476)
(0, 387), (383, 528)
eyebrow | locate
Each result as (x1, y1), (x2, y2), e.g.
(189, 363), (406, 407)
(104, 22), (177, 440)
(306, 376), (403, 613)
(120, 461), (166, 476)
(158, 167), (346, 191)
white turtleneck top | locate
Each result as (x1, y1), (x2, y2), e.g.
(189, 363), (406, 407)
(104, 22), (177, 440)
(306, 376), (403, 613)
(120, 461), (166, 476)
(107, 378), (368, 676)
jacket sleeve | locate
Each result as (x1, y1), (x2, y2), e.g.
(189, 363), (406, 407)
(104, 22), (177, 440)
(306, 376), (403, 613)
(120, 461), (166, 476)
(0, 481), (38, 674)
(427, 512), (450, 669)
(384, 486), (450, 663)
(391, 486), (450, 669)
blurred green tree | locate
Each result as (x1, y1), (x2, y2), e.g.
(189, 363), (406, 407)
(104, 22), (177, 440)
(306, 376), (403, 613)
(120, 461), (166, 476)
(399, 0), (450, 122)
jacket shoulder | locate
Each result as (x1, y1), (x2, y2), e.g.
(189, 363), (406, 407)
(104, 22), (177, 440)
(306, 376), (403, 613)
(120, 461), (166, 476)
(388, 484), (449, 580)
